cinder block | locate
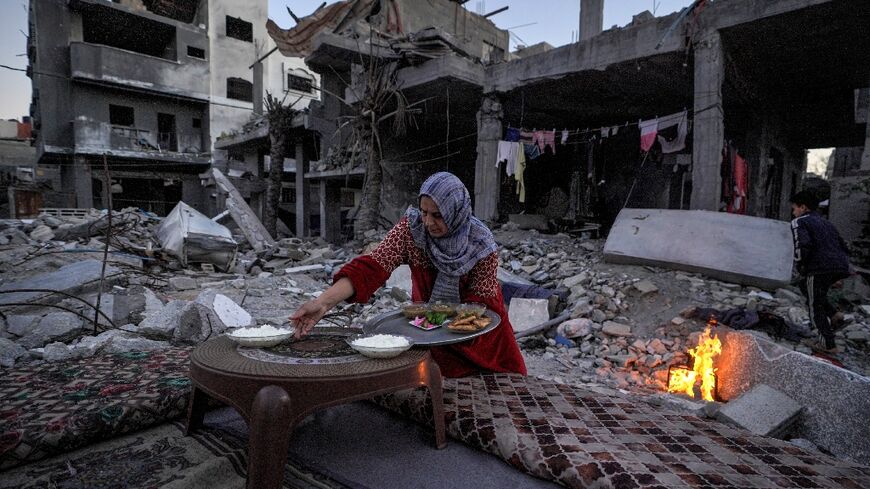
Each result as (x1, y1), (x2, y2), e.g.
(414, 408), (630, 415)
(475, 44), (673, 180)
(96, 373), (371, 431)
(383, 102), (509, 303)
(717, 384), (803, 438)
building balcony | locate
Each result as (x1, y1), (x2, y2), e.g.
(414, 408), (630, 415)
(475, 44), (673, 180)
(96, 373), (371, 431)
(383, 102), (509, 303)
(73, 120), (209, 164)
(70, 42), (209, 101)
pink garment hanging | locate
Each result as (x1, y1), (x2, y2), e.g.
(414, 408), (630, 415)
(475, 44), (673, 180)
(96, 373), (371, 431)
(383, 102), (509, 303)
(728, 153), (748, 214)
(639, 119), (658, 152)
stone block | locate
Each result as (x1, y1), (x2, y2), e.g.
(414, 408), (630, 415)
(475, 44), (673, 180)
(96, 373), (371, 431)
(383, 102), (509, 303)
(103, 336), (171, 353)
(285, 264), (324, 274)
(556, 318), (592, 339)
(136, 300), (187, 338)
(775, 288), (804, 304)
(604, 209), (792, 288)
(602, 321), (632, 337)
(0, 337), (27, 367)
(210, 293), (253, 328)
(508, 298), (550, 333)
(174, 302), (227, 344)
(19, 313), (84, 349)
(717, 384), (803, 438)
(29, 225), (55, 242)
(5, 315), (40, 337)
(717, 330), (870, 463)
(168, 276), (198, 291)
(386, 264), (412, 295)
(633, 279), (659, 295)
(43, 342), (74, 362)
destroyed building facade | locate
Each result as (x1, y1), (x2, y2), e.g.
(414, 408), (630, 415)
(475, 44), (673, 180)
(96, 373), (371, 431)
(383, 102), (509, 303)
(258, 0), (870, 244)
(27, 0), (316, 218)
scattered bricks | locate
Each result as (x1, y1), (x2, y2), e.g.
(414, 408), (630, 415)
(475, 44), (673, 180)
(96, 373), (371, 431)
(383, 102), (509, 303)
(647, 338), (668, 355)
(602, 321), (632, 337)
(631, 339), (646, 351)
(717, 384), (803, 438)
(168, 276), (197, 291)
(633, 279), (659, 295)
(556, 318), (592, 339)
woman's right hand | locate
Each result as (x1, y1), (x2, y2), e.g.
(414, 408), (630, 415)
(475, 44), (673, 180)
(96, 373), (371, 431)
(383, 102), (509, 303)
(290, 300), (330, 339)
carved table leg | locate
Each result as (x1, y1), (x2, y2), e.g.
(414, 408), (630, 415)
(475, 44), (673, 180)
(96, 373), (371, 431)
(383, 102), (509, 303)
(247, 385), (294, 489)
(424, 358), (447, 449)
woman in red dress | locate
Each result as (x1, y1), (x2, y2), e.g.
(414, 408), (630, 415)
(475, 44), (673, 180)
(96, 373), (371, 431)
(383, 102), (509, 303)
(290, 172), (526, 378)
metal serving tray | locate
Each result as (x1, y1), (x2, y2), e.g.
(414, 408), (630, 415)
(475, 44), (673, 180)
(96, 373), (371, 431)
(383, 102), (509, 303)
(363, 309), (501, 346)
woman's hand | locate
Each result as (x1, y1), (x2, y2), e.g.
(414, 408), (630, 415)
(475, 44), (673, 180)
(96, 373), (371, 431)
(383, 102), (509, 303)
(290, 300), (330, 339)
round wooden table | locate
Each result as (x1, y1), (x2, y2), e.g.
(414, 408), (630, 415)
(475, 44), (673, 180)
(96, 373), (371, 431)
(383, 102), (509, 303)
(185, 334), (446, 489)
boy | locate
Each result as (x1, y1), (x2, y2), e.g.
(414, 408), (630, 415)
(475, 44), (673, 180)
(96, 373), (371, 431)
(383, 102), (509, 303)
(790, 190), (850, 353)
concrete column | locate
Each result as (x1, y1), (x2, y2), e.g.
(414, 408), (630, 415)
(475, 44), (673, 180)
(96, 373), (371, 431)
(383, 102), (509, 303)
(579, 0), (604, 41)
(294, 142), (310, 237)
(73, 155), (94, 209)
(319, 180), (342, 243)
(690, 30), (725, 211)
(473, 95), (503, 221)
(253, 62), (264, 115)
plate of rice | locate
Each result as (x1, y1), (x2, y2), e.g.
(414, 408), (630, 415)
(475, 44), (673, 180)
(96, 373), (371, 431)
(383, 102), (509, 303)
(227, 325), (295, 347)
(346, 333), (414, 359)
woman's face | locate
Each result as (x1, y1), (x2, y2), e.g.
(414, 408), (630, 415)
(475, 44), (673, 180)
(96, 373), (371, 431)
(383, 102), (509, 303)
(420, 196), (448, 238)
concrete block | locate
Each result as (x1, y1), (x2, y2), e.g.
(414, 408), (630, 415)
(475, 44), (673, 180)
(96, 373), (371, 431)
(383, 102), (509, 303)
(508, 298), (550, 333)
(0, 337), (28, 367)
(633, 279), (659, 295)
(602, 321), (632, 337)
(29, 225), (55, 242)
(0, 259), (120, 305)
(386, 264), (412, 295)
(603, 209), (792, 289)
(5, 315), (40, 337)
(210, 293), (253, 328)
(717, 330), (870, 464)
(717, 384), (803, 438)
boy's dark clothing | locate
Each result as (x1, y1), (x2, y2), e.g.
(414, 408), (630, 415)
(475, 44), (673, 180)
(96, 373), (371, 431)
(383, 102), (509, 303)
(791, 211), (850, 349)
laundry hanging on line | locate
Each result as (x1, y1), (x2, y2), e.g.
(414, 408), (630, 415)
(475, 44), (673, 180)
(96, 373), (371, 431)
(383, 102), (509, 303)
(638, 109), (689, 154)
(639, 119), (659, 152)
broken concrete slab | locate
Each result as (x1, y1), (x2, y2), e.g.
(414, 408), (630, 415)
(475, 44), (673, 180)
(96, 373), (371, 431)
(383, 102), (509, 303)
(285, 264), (324, 274)
(508, 298), (550, 333)
(0, 259), (120, 305)
(603, 209), (793, 289)
(135, 300), (187, 338)
(18, 312), (84, 349)
(174, 302), (227, 344)
(103, 335), (171, 354)
(717, 384), (803, 438)
(29, 225), (54, 242)
(198, 292), (253, 328)
(5, 315), (40, 337)
(205, 169), (276, 252)
(112, 286), (164, 326)
(0, 337), (28, 367)
(717, 330), (870, 464)
(386, 264), (412, 296)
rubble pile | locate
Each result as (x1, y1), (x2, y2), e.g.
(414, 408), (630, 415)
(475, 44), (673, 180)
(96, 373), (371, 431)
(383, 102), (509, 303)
(0, 208), (355, 369)
(492, 226), (870, 392)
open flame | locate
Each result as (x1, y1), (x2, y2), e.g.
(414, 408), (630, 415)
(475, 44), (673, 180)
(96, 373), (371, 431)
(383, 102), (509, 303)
(667, 321), (722, 401)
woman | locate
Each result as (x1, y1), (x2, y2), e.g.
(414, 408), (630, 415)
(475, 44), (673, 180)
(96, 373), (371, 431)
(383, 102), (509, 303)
(290, 172), (526, 377)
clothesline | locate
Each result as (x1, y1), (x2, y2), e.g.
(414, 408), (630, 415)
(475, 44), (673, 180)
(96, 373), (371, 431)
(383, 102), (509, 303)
(504, 102), (720, 139)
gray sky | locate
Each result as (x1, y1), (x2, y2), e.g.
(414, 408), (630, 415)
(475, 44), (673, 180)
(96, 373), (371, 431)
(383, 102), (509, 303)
(0, 0), (692, 121)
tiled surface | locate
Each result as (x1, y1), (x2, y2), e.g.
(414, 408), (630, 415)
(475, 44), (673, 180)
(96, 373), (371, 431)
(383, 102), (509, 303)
(376, 374), (870, 489)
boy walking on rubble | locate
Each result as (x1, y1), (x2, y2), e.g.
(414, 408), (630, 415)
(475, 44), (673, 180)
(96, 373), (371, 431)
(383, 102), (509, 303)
(790, 190), (850, 354)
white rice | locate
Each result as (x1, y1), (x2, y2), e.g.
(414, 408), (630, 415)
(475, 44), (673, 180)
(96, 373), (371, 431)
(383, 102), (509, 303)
(352, 334), (409, 348)
(229, 325), (292, 338)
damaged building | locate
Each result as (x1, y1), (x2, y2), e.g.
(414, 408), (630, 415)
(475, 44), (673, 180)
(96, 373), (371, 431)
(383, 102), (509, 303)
(27, 0), (315, 218)
(257, 0), (870, 243)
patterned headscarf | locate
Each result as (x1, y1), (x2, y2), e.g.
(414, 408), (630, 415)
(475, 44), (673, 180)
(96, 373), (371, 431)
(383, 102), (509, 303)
(406, 172), (498, 303)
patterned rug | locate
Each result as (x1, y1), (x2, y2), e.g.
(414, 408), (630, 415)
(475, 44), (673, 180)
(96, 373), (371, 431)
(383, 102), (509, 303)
(374, 374), (870, 489)
(0, 348), (193, 470)
(0, 421), (352, 489)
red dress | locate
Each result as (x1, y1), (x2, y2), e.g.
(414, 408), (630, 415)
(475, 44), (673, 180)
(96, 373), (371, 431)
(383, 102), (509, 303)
(334, 217), (527, 377)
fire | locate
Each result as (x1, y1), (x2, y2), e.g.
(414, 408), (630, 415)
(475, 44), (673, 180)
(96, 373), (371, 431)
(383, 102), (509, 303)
(667, 322), (722, 401)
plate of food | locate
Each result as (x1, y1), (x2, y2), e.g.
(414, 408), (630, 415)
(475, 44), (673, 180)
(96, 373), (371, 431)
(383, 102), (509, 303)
(346, 333), (414, 359)
(446, 308), (492, 334)
(365, 303), (501, 346)
(227, 324), (295, 347)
